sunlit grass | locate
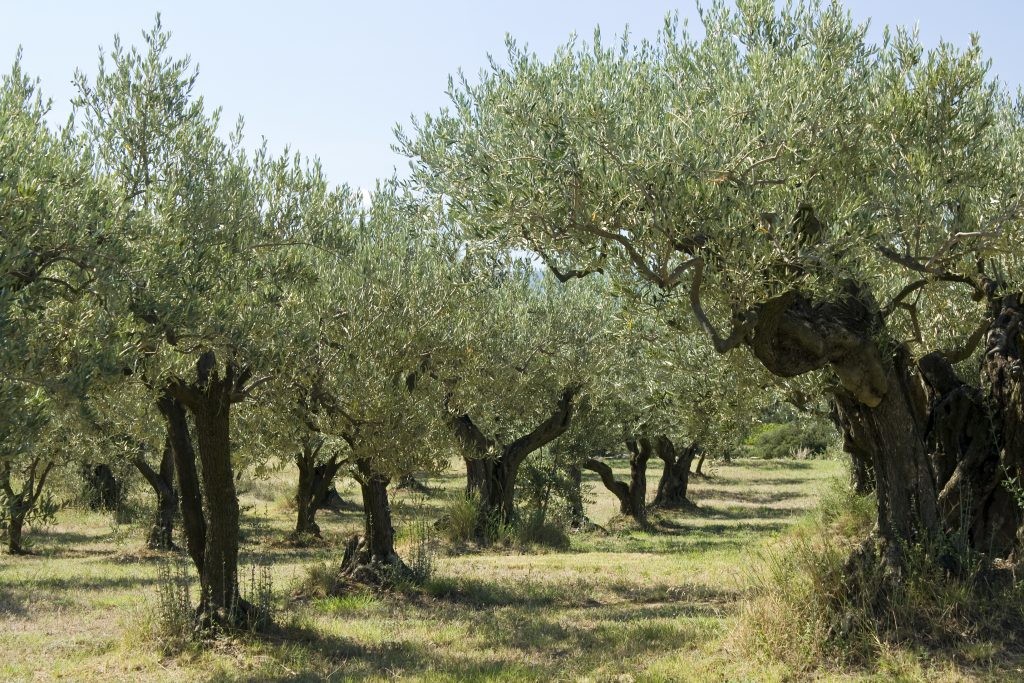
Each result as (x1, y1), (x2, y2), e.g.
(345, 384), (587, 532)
(3, 457), (1010, 681)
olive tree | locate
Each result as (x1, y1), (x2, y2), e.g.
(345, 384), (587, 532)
(0, 58), (115, 553)
(73, 21), (351, 624)
(402, 0), (1024, 572)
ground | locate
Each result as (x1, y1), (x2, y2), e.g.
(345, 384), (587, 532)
(0, 457), (1013, 681)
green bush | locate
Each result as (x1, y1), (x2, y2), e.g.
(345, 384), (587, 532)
(743, 420), (835, 459)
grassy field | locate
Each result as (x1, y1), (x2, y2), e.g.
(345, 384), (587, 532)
(0, 456), (1008, 682)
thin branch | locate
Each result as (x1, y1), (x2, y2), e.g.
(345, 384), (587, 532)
(688, 258), (756, 353)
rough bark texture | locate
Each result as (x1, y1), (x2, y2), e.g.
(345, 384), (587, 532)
(295, 440), (343, 537)
(157, 392), (205, 573)
(748, 286), (941, 561)
(582, 438), (652, 524)
(652, 437), (697, 509)
(165, 352), (256, 626)
(134, 437), (178, 550)
(340, 459), (408, 584)
(454, 387), (577, 535)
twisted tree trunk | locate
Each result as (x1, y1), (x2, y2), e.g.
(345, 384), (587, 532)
(294, 439), (343, 537)
(1, 458), (53, 555)
(652, 437), (697, 509)
(454, 387), (577, 536)
(583, 438), (651, 524)
(340, 458), (408, 583)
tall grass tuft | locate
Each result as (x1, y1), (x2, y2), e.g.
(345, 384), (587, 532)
(738, 477), (1024, 673)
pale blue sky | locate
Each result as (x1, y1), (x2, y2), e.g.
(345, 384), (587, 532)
(3, 2), (1022, 191)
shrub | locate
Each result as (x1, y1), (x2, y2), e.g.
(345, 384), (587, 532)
(743, 420), (835, 460)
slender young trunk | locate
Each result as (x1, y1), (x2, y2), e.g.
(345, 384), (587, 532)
(134, 437), (178, 550)
(694, 450), (707, 477)
(652, 437), (697, 509)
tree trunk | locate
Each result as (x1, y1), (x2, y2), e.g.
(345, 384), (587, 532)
(83, 463), (121, 512)
(340, 459), (408, 583)
(164, 352), (257, 627)
(295, 440), (343, 537)
(694, 449), (707, 477)
(583, 439), (651, 524)
(749, 287), (941, 564)
(158, 392), (205, 573)
(453, 387), (577, 537)
(566, 464), (587, 529)
(832, 402), (876, 494)
(191, 390), (244, 620)
(652, 437), (697, 509)
(134, 436), (178, 550)
(1, 459), (53, 555)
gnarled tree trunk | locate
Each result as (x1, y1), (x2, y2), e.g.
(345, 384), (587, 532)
(295, 439), (344, 537)
(157, 392), (205, 574)
(1, 458), (54, 555)
(453, 387), (577, 538)
(652, 436), (697, 509)
(83, 463), (121, 512)
(340, 458), (408, 584)
(583, 438), (651, 524)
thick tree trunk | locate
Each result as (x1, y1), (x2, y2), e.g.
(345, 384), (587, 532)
(191, 391), (244, 620)
(652, 437), (697, 509)
(294, 441), (343, 537)
(158, 393), (205, 573)
(454, 387), (577, 538)
(6, 514), (24, 555)
(340, 459), (408, 584)
(749, 286), (941, 564)
(134, 437), (178, 550)
(163, 352), (257, 627)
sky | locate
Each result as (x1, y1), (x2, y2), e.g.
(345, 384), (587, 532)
(3, 1), (1023, 191)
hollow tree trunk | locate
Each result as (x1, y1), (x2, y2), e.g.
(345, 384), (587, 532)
(652, 437), (697, 509)
(583, 439), (651, 524)
(157, 392), (205, 573)
(295, 440), (343, 537)
(134, 436), (178, 550)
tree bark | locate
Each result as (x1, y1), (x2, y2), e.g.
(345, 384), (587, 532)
(83, 463), (121, 512)
(340, 459), (408, 583)
(748, 286), (941, 563)
(295, 439), (343, 537)
(134, 436), (178, 550)
(694, 449), (707, 477)
(566, 464), (587, 529)
(582, 438), (651, 524)
(652, 436), (697, 509)
(454, 387), (577, 536)
(157, 392), (205, 573)
(1, 459), (53, 555)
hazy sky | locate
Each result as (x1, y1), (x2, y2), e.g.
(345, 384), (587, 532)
(3, 2), (1022, 191)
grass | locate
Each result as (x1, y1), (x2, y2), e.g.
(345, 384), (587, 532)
(0, 456), (1016, 681)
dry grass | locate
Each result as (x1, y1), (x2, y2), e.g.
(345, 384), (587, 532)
(1, 457), (1011, 681)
